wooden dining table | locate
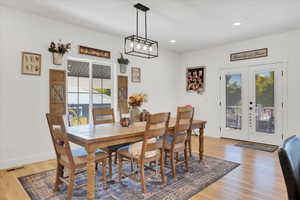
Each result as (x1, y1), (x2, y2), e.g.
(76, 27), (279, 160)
(67, 118), (207, 200)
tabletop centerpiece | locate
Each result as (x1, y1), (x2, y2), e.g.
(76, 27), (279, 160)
(128, 93), (148, 122)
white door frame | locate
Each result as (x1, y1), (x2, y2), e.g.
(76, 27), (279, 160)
(219, 61), (288, 145)
(67, 56), (117, 126)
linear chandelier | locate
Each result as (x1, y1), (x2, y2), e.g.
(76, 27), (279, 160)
(124, 3), (158, 59)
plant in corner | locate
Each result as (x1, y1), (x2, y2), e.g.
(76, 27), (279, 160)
(48, 40), (71, 65)
(117, 53), (130, 73)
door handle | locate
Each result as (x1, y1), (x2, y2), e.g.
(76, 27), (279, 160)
(249, 107), (253, 110)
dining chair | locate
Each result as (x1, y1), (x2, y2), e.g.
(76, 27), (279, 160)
(117, 112), (170, 193)
(164, 106), (194, 179)
(46, 113), (108, 200)
(278, 135), (300, 200)
(92, 107), (129, 177)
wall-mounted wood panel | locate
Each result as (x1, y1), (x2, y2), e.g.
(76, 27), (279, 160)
(118, 75), (128, 112)
(49, 69), (66, 115)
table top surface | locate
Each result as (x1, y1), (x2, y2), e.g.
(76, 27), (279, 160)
(67, 118), (206, 143)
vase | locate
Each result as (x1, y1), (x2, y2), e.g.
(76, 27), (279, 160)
(130, 106), (141, 122)
(120, 64), (127, 74)
(53, 52), (63, 65)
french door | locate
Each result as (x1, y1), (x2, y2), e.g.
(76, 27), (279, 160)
(220, 63), (284, 145)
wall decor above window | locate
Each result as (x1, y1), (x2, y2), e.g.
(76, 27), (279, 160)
(230, 48), (268, 62)
(79, 45), (111, 59)
(21, 52), (42, 76)
(186, 66), (206, 94)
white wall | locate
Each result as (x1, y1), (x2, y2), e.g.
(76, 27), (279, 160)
(179, 29), (300, 139)
(0, 6), (5, 165)
(0, 6), (180, 169)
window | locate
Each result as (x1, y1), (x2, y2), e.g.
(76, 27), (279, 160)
(67, 59), (113, 126)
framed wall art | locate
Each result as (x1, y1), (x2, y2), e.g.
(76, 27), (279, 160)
(186, 66), (206, 94)
(21, 52), (42, 76)
(79, 45), (111, 59)
(131, 67), (141, 83)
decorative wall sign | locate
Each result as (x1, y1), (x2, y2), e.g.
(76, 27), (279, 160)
(230, 48), (268, 62)
(21, 52), (42, 76)
(186, 66), (206, 94)
(131, 67), (141, 83)
(79, 45), (111, 59)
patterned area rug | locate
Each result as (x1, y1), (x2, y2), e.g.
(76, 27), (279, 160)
(18, 154), (239, 200)
(235, 142), (278, 152)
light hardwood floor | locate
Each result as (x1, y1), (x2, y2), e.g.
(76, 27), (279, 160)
(0, 136), (287, 200)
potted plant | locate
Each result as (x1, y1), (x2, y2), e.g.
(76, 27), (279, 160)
(48, 40), (71, 65)
(117, 53), (130, 73)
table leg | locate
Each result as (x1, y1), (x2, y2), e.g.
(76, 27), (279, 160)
(199, 126), (204, 161)
(86, 149), (96, 200)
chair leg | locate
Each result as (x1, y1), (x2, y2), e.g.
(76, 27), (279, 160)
(164, 151), (168, 165)
(187, 130), (192, 157)
(175, 152), (179, 162)
(188, 137), (192, 157)
(101, 160), (107, 189)
(170, 152), (176, 179)
(108, 151), (113, 178)
(184, 144), (189, 171)
(118, 153), (123, 182)
(140, 162), (146, 193)
(54, 164), (64, 191)
(160, 150), (166, 184)
(114, 151), (118, 164)
(66, 170), (75, 200)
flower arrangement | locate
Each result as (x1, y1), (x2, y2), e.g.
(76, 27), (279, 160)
(48, 40), (71, 55)
(128, 93), (148, 107)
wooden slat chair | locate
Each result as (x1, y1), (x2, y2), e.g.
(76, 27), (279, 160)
(164, 106), (194, 179)
(46, 113), (108, 200)
(92, 108), (129, 177)
(117, 112), (170, 193)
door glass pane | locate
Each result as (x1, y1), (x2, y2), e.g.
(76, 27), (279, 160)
(226, 74), (242, 129)
(67, 60), (90, 126)
(102, 79), (112, 105)
(255, 71), (275, 133)
(92, 64), (111, 109)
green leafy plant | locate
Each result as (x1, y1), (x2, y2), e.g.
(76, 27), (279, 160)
(117, 53), (130, 65)
(48, 40), (71, 55)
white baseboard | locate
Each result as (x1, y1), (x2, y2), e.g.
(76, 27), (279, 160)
(0, 151), (56, 170)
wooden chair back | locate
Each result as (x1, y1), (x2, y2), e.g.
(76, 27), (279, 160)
(173, 106), (194, 145)
(46, 113), (75, 166)
(93, 108), (115, 125)
(141, 112), (170, 158)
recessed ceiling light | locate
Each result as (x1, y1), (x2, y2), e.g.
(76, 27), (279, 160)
(170, 40), (176, 43)
(233, 22), (241, 26)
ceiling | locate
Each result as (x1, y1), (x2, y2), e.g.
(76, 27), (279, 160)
(2, 0), (300, 52)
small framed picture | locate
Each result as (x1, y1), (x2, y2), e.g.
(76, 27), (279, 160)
(21, 52), (42, 76)
(131, 67), (141, 83)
